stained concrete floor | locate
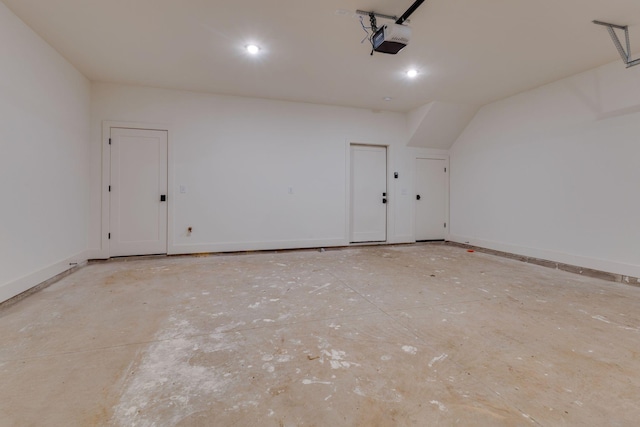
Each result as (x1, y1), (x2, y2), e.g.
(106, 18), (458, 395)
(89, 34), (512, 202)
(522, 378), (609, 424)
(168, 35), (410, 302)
(1, 244), (639, 426)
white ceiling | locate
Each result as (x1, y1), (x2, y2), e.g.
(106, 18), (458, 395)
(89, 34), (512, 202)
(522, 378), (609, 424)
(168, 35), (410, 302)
(4, 0), (640, 112)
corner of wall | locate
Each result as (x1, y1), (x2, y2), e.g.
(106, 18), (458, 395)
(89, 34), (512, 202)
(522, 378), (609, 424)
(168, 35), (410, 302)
(0, 251), (89, 304)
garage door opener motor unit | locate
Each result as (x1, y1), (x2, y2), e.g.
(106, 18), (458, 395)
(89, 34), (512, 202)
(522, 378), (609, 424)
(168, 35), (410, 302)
(372, 24), (412, 54)
(357, 0), (425, 55)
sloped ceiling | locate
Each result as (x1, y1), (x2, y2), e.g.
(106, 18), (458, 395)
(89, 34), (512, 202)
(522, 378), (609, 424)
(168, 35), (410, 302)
(408, 102), (480, 149)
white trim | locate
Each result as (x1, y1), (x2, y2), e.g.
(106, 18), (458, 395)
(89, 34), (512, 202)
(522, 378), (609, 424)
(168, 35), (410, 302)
(346, 141), (392, 244)
(411, 148), (450, 242)
(386, 144), (396, 243)
(344, 142), (351, 243)
(0, 251), (88, 303)
(85, 248), (107, 260)
(448, 234), (640, 278)
(101, 121), (172, 259)
(170, 238), (346, 255)
(389, 235), (415, 244)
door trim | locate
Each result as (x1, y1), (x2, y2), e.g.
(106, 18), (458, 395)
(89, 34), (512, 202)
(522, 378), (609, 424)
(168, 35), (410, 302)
(346, 142), (392, 245)
(412, 153), (450, 242)
(100, 121), (173, 259)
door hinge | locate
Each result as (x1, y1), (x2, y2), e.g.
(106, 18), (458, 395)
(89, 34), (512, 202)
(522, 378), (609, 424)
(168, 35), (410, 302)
(108, 185), (111, 192)
(108, 233), (111, 239)
(109, 138), (111, 145)
(444, 222), (447, 228)
(444, 167), (447, 173)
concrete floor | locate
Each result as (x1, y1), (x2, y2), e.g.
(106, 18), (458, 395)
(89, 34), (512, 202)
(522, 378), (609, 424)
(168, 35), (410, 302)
(1, 244), (639, 426)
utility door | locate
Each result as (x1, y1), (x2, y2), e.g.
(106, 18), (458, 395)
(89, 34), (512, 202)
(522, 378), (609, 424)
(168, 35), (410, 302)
(415, 158), (447, 241)
(110, 128), (168, 256)
(350, 145), (387, 243)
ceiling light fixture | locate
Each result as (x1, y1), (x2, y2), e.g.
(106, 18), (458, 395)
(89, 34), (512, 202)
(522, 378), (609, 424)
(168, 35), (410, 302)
(407, 69), (418, 78)
(383, 97), (393, 101)
(246, 44), (260, 55)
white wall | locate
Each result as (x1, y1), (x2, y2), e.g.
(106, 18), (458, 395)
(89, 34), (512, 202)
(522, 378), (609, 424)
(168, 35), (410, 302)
(407, 101), (480, 150)
(89, 83), (429, 257)
(0, 2), (90, 302)
(450, 60), (640, 277)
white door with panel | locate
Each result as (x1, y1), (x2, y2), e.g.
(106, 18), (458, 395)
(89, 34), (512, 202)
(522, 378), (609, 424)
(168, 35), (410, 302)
(350, 145), (387, 243)
(110, 128), (168, 256)
(415, 158), (447, 241)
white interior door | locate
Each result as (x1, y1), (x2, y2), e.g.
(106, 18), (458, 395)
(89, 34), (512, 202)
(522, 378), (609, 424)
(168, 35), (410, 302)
(110, 128), (168, 256)
(350, 145), (387, 243)
(415, 158), (447, 241)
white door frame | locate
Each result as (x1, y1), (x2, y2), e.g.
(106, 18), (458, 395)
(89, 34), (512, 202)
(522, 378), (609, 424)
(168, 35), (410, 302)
(412, 152), (450, 242)
(100, 121), (173, 259)
(345, 141), (394, 245)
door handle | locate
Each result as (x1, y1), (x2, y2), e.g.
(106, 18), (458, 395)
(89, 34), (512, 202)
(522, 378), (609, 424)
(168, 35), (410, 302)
(160, 195), (167, 202)
(382, 198), (387, 204)
(416, 195), (421, 200)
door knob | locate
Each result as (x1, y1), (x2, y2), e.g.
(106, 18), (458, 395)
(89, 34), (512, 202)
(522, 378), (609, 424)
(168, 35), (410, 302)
(416, 195), (421, 200)
(160, 195), (167, 202)
(382, 198), (387, 204)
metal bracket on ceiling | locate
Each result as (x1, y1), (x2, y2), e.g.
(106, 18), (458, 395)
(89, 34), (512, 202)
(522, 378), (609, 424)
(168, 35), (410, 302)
(356, 10), (397, 33)
(355, 10), (398, 23)
(356, 0), (426, 25)
(593, 20), (640, 68)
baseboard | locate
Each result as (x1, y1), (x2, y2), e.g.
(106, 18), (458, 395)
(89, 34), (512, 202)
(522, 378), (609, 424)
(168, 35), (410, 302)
(388, 235), (415, 245)
(447, 235), (640, 285)
(0, 251), (88, 305)
(85, 248), (108, 260)
(169, 238), (348, 255)
(94, 235), (418, 259)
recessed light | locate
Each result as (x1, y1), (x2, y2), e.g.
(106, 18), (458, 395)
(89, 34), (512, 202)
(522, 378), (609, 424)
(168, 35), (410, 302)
(246, 44), (260, 55)
(383, 97), (393, 101)
(407, 69), (419, 78)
